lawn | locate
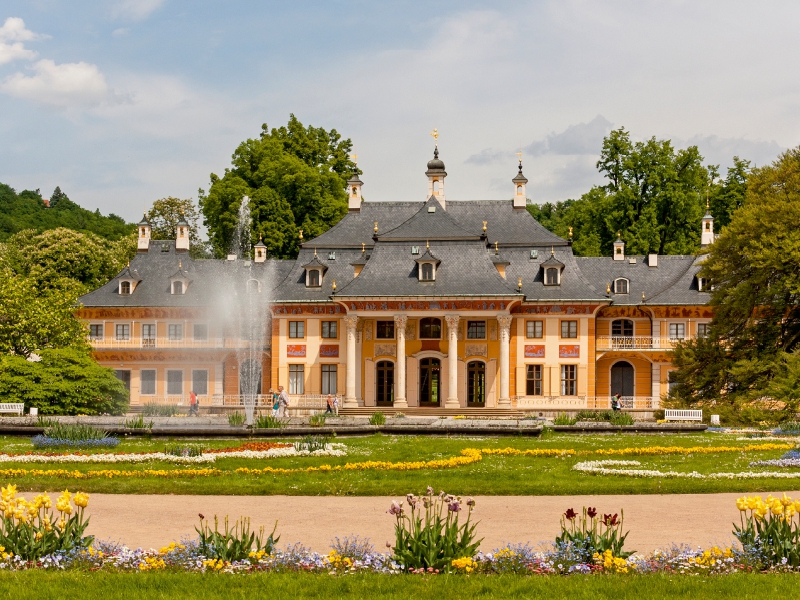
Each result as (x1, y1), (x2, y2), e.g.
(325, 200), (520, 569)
(0, 432), (798, 496)
(1, 571), (799, 599)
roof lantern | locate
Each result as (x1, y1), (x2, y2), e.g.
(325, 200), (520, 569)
(254, 236), (267, 263)
(347, 153), (363, 211)
(137, 212), (151, 252)
(425, 129), (447, 207)
(701, 196), (715, 247)
(175, 213), (190, 252)
(512, 153), (528, 209)
(613, 232), (625, 261)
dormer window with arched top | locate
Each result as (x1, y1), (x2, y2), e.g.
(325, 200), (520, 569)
(172, 280), (184, 295)
(302, 253), (328, 289)
(248, 279), (261, 293)
(544, 268), (560, 285)
(614, 278), (629, 294)
(120, 281), (131, 295)
(415, 246), (440, 282)
(420, 263), (434, 281)
(307, 269), (321, 287)
(117, 264), (141, 295)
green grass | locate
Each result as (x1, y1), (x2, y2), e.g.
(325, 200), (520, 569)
(0, 432), (798, 496)
(1, 571), (799, 599)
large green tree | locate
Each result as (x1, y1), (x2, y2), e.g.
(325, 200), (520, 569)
(528, 129), (750, 256)
(146, 197), (210, 258)
(669, 147), (800, 416)
(199, 115), (358, 259)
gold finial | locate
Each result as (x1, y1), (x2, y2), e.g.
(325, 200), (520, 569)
(314, 247), (317, 257)
(482, 220), (487, 233)
(259, 234), (263, 241)
(332, 280), (337, 292)
(127, 261), (130, 268)
(361, 242), (365, 253)
(706, 191), (710, 210)
(516, 151), (522, 164)
(568, 226), (573, 238)
(617, 230), (621, 239)
(494, 241), (499, 254)
(298, 229), (303, 240)
(426, 239), (430, 250)
(430, 128), (439, 144)
(550, 246), (554, 256)
(606, 283), (611, 294)
(178, 261), (182, 269)
(373, 221), (378, 233)
(642, 291), (646, 302)
(351, 153), (358, 165)
(517, 276), (523, 289)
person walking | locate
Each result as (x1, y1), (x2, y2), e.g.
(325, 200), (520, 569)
(189, 390), (199, 416)
(269, 388), (279, 417)
(611, 393), (622, 412)
(277, 385), (290, 418)
(333, 394), (339, 416)
(325, 394), (335, 414)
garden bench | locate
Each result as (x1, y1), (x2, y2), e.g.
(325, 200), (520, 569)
(0, 403), (24, 416)
(664, 409), (703, 422)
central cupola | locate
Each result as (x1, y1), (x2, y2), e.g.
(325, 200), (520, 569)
(425, 129), (447, 207)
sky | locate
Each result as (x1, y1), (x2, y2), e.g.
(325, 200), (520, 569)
(0, 0), (797, 222)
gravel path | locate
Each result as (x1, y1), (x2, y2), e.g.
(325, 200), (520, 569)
(70, 490), (800, 552)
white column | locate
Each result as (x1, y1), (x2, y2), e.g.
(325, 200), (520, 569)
(445, 315), (460, 408)
(497, 315), (512, 408)
(394, 315), (408, 408)
(651, 362), (661, 408)
(344, 315), (359, 408)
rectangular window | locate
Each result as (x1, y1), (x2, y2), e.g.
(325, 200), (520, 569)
(561, 365), (577, 396)
(526, 320), (543, 339)
(321, 321), (338, 339)
(115, 369), (131, 391)
(321, 364), (337, 395)
(115, 324), (130, 341)
(289, 364), (305, 394)
(526, 365), (542, 396)
(696, 323), (709, 338)
(289, 321), (305, 338)
(561, 320), (577, 339)
(140, 369), (156, 395)
(166, 370), (183, 395)
(142, 324), (156, 339)
(467, 321), (486, 339)
(668, 370), (680, 394)
(168, 324), (183, 341)
(669, 323), (685, 340)
(191, 369), (208, 395)
(193, 324), (208, 341)
(89, 324), (104, 340)
(376, 321), (395, 339)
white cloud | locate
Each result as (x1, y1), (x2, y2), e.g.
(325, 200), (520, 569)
(526, 115), (614, 156)
(111, 0), (167, 21)
(1, 59), (116, 108)
(0, 17), (46, 65)
(112, 28), (130, 37)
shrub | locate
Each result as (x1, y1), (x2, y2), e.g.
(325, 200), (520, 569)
(609, 412), (635, 426)
(553, 413), (577, 426)
(142, 403), (181, 417)
(123, 414), (153, 430)
(735, 494), (800, 567)
(228, 412), (246, 426)
(294, 435), (331, 452)
(653, 409), (665, 420)
(0, 484), (93, 560)
(778, 421), (800, 434)
(555, 507), (633, 562)
(369, 412), (386, 426)
(253, 414), (288, 429)
(309, 414), (326, 428)
(164, 445), (204, 457)
(389, 487), (482, 572)
(196, 515), (279, 562)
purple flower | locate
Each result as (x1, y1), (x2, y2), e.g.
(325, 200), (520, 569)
(564, 508), (577, 521)
(466, 497), (476, 507)
(387, 501), (404, 516)
(587, 507), (597, 519)
(448, 501), (461, 512)
(426, 486), (434, 496)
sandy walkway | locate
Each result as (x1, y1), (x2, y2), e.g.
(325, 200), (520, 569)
(63, 491), (800, 552)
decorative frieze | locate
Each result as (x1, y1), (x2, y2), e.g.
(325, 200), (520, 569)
(374, 343), (397, 357)
(465, 343), (487, 357)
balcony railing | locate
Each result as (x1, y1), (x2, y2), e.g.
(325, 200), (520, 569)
(135, 394), (328, 410)
(513, 396), (659, 410)
(91, 337), (268, 350)
(596, 336), (681, 351)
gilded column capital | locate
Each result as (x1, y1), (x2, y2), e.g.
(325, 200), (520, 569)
(444, 314), (460, 331)
(393, 314), (408, 332)
(496, 315), (513, 332)
(343, 315), (359, 330)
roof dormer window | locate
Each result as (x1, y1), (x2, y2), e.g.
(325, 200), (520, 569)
(117, 264), (141, 295)
(415, 244), (440, 282)
(307, 269), (321, 287)
(248, 279), (261, 293)
(172, 280), (184, 295)
(120, 281), (131, 295)
(544, 267), (560, 285)
(614, 278), (629, 294)
(420, 263), (435, 281)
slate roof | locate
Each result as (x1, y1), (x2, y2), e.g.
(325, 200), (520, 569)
(378, 197), (477, 241)
(272, 247), (369, 302)
(303, 202), (421, 248)
(502, 246), (606, 302)
(446, 201), (568, 247)
(335, 240), (521, 298)
(79, 240), (288, 308)
(574, 254), (711, 306)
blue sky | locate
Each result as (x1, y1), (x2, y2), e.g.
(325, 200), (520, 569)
(0, 1), (797, 222)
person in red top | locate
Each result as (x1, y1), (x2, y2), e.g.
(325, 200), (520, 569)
(189, 390), (199, 416)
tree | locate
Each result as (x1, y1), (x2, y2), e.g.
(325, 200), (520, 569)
(0, 348), (129, 415)
(49, 186), (70, 209)
(669, 147), (800, 416)
(528, 129), (751, 257)
(199, 114), (358, 259)
(146, 197), (210, 258)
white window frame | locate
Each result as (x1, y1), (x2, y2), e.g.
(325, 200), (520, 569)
(120, 281), (132, 295)
(289, 364), (305, 395)
(193, 323), (209, 341)
(172, 280), (185, 295)
(166, 369), (183, 395)
(321, 364), (337, 395)
(544, 267), (560, 286)
(89, 324), (104, 340)
(306, 269), (321, 287)
(115, 323), (130, 341)
(614, 278), (629, 294)
(561, 364), (577, 396)
(669, 322), (686, 340)
(168, 323), (183, 341)
(321, 321), (338, 339)
(288, 321), (305, 339)
(526, 320), (543, 339)
(140, 369), (157, 395)
(560, 320), (578, 339)
(191, 369), (208, 395)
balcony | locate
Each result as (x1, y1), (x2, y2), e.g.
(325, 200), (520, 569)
(90, 337), (269, 350)
(513, 396), (659, 410)
(596, 336), (681, 351)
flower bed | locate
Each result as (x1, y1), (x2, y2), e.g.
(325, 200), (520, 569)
(573, 459), (800, 479)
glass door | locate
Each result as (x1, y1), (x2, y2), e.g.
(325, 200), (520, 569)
(419, 358), (441, 406)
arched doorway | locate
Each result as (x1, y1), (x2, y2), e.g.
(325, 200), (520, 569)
(419, 358), (441, 406)
(239, 359), (262, 396)
(376, 360), (394, 406)
(610, 361), (634, 397)
(467, 361), (485, 405)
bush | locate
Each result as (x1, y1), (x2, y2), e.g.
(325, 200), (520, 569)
(228, 412), (246, 426)
(196, 515), (279, 562)
(734, 494), (800, 567)
(653, 409), (665, 420)
(778, 421), (800, 434)
(0, 484), (93, 560)
(389, 487), (482, 573)
(142, 403), (181, 417)
(555, 507), (633, 563)
(123, 414), (153, 430)
(253, 414), (288, 429)
(553, 413), (577, 426)
(309, 414), (326, 428)
(294, 435), (331, 452)
(369, 412), (386, 426)
(609, 412), (635, 426)
(164, 444), (203, 457)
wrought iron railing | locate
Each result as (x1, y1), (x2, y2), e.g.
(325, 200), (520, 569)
(596, 336), (680, 351)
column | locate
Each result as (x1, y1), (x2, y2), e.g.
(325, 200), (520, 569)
(651, 362), (661, 408)
(497, 315), (512, 408)
(344, 315), (359, 408)
(394, 315), (408, 408)
(445, 314), (460, 408)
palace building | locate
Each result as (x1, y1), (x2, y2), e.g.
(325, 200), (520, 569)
(77, 148), (713, 413)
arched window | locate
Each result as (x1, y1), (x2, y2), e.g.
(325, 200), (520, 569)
(307, 269), (320, 287)
(545, 267), (559, 285)
(376, 361), (394, 406)
(433, 179), (440, 192)
(610, 360), (634, 398)
(419, 317), (441, 339)
(516, 185), (523, 194)
(420, 263), (434, 281)
(172, 281), (183, 295)
(611, 319), (634, 337)
(467, 361), (485, 405)
(352, 186), (358, 194)
(120, 281), (131, 295)
(614, 278), (629, 294)
(706, 222), (711, 231)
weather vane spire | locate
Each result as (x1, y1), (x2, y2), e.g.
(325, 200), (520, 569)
(516, 151), (522, 164)
(351, 153), (358, 165)
(430, 128), (439, 147)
